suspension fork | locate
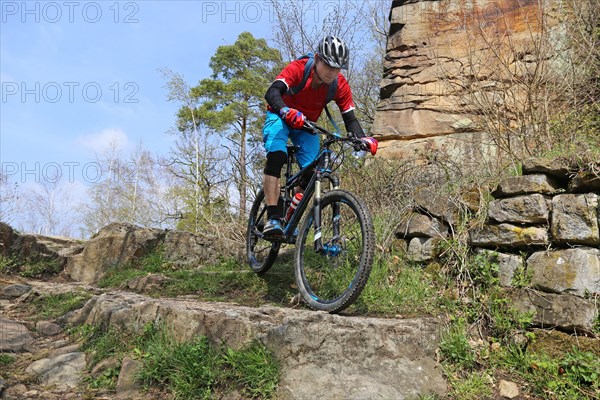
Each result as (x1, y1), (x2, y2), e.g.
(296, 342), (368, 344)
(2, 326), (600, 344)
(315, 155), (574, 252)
(313, 173), (324, 253)
(329, 174), (341, 239)
(312, 150), (341, 252)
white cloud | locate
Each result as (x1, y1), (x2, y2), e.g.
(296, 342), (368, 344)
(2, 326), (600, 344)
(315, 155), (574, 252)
(76, 128), (129, 153)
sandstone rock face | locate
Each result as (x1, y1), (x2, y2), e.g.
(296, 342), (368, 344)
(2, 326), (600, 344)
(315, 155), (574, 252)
(0, 222), (83, 276)
(65, 223), (226, 284)
(163, 230), (225, 266)
(0, 222), (17, 257)
(126, 273), (171, 293)
(373, 0), (563, 161)
(66, 292), (448, 399)
(66, 223), (165, 283)
(25, 352), (86, 389)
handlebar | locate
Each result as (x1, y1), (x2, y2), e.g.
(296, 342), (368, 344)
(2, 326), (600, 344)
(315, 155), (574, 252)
(303, 120), (366, 152)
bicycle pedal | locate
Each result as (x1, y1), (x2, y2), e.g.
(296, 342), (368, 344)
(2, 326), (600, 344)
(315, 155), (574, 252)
(262, 228), (285, 241)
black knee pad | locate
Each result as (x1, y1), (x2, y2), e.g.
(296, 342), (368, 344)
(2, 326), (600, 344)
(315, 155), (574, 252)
(264, 151), (287, 178)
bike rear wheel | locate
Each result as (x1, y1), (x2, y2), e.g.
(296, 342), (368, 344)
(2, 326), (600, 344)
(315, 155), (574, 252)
(247, 189), (280, 274)
(294, 189), (375, 313)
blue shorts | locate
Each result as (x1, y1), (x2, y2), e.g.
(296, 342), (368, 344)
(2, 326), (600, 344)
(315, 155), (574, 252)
(263, 111), (320, 168)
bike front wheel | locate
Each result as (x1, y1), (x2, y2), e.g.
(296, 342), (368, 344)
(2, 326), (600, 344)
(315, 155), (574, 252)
(294, 189), (375, 313)
(247, 189), (280, 274)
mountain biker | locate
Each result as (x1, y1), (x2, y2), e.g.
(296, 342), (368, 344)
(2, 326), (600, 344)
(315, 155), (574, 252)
(261, 35), (378, 239)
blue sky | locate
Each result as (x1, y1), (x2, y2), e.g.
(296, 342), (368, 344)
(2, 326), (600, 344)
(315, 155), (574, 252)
(0, 0), (377, 235)
(1, 0), (276, 185)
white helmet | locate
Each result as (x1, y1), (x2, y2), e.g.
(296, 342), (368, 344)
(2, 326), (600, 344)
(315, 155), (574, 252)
(317, 36), (349, 69)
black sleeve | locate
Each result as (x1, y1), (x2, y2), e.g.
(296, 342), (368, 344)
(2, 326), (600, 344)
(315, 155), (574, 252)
(342, 110), (365, 138)
(265, 80), (288, 115)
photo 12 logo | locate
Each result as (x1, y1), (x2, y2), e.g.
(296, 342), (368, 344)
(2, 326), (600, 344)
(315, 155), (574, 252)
(1, 1), (139, 23)
(199, 1), (359, 25)
(1, 82), (139, 104)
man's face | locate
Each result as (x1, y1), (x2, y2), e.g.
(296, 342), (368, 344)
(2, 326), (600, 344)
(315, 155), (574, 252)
(314, 58), (340, 85)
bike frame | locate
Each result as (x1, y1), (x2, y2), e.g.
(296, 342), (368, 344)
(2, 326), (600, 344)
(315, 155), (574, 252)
(278, 126), (349, 250)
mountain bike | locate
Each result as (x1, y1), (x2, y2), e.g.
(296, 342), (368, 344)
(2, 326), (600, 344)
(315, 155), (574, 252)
(246, 121), (375, 313)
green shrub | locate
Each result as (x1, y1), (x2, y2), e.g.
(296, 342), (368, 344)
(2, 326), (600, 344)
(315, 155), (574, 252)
(439, 319), (476, 369)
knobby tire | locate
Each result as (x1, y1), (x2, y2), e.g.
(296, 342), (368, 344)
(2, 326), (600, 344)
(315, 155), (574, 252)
(247, 189), (280, 274)
(294, 189), (375, 313)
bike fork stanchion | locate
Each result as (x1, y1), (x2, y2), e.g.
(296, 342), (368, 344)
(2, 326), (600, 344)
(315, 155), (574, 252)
(312, 176), (324, 253)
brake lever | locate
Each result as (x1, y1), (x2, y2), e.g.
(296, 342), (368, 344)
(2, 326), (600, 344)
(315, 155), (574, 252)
(349, 137), (364, 152)
(302, 121), (318, 135)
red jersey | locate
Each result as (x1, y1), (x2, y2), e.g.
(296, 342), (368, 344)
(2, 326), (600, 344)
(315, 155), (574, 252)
(270, 58), (356, 122)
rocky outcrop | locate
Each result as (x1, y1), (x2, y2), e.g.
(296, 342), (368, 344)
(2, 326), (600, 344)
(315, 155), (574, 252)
(24, 352), (86, 390)
(0, 223), (235, 284)
(64, 291), (447, 400)
(0, 222), (84, 277)
(66, 222), (166, 283)
(374, 0), (564, 161)
(65, 223), (230, 283)
(0, 223), (18, 257)
(0, 278), (448, 400)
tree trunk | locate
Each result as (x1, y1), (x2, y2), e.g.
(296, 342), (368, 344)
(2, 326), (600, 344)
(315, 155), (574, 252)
(239, 118), (247, 218)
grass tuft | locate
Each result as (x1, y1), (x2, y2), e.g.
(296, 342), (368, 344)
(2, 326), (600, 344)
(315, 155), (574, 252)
(31, 291), (92, 320)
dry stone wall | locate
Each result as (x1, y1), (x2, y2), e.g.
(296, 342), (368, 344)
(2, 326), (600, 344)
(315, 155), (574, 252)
(395, 158), (600, 334)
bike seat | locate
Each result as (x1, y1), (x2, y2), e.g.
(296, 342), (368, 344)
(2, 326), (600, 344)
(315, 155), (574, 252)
(287, 144), (300, 154)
